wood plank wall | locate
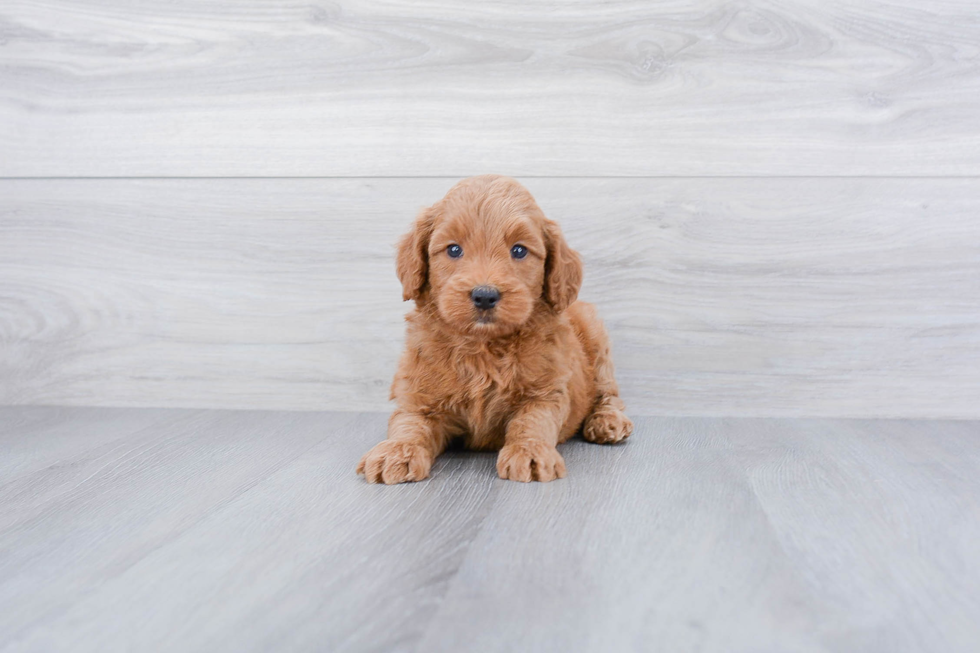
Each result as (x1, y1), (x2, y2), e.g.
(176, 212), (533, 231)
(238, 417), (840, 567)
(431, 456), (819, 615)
(1, 1), (978, 417)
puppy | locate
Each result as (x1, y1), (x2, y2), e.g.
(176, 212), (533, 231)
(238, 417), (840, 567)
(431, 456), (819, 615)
(357, 175), (632, 484)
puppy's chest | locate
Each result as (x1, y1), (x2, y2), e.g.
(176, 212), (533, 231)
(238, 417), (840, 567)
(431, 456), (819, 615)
(439, 352), (529, 437)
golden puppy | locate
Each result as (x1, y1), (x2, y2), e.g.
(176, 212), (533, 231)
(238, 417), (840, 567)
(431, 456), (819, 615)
(357, 175), (632, 484)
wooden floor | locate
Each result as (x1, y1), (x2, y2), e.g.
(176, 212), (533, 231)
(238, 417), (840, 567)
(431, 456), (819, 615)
(1, 407), (978, 652)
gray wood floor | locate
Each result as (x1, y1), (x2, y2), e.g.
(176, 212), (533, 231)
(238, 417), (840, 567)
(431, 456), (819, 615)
(1, 406), (978, 652)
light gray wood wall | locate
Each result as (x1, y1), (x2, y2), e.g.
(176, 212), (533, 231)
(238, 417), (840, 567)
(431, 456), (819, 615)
(1, 2), (978, 417)
(2, 0), (980, 177)
(2, 178), (978, 417)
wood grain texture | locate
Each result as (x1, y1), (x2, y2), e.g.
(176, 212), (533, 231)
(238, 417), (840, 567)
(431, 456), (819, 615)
(2, 1), (980, 176)
(1, 407), (979, 652)
(2, 177), (978, 417)
(0, 409), (499, 652)
(418, 416), (980, 653)
(0, 405), (184, 484)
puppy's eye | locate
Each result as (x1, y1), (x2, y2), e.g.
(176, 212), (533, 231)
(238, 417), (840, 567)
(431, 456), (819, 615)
(510, 244), (528, 259)
(447, 244), (463, 258)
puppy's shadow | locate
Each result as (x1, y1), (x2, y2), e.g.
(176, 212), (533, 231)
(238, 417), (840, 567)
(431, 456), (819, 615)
(430, 433), (630, 481)
(432, 438), (498, 479)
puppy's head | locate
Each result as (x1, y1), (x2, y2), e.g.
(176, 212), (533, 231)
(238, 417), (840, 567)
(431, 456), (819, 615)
(396, 175), (582, 338)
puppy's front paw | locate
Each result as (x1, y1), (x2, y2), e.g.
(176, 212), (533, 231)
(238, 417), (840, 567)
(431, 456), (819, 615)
(496, 440), (566, 483)
(583, 406), (633, 444)
(357, 440), (432, 484)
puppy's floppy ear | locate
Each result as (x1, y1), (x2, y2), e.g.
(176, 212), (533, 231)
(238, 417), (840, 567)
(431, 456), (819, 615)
(542, 218), (583, 313)
(395, 206), (435, 301)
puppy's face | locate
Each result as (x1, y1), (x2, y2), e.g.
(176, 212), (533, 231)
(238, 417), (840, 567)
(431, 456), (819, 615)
(427, 201), (545, 337)
(396, 176), (582, 338)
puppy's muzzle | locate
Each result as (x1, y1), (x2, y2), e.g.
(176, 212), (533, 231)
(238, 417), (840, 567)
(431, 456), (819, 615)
(471, 285), (500, 311)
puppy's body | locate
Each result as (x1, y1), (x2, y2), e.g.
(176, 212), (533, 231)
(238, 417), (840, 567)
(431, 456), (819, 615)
(395, 300), (594, 451)
(358, 175), (632, 484)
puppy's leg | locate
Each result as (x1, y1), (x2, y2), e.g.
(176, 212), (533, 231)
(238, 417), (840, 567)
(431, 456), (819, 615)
(579, 308), (633, 445)
(357, 410), (451, 484)
(497, 397), (568, 483)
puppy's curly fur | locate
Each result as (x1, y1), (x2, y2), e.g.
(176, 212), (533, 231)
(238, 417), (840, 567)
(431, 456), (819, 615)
(357, 175), (632, 484)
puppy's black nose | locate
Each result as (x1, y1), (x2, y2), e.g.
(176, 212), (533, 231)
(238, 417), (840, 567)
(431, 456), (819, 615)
(471, 285), (501, 310)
